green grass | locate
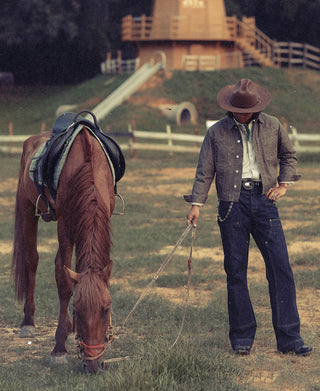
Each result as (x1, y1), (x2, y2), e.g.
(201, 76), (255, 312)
(1, 68), (320, 136)
(1, 152), (319, 390)
(0, 69), (320, 390)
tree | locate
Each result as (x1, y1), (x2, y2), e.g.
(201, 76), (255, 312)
(0, 0), (110, 84)
(225, 0), (320, 46)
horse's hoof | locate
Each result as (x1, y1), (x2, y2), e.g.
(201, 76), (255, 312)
(66, 333), (77, 345)
(19, 325), (35, 338)
(51, 353), (69, 365)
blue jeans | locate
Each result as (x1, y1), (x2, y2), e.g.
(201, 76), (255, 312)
(218, 185), (304, 352)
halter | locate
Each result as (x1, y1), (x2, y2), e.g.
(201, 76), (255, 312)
(77, 326), (114, 362)
(75, 308), (114, 362)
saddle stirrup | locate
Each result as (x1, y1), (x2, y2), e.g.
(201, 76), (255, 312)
(112, 193), (125, 216)
(35, 194), (51, 217)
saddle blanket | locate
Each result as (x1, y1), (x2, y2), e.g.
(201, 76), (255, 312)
(29, 119), (125, 204)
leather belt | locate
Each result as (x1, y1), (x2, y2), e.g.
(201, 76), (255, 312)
(242, 179), (262, 190)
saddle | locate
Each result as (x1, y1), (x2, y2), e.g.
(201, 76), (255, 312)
(30, 111), (125, 214)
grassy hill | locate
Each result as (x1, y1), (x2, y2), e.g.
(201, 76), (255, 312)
(0, 67), (319, 136)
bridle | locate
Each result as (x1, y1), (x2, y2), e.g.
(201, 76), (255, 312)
(77, 328), (114, 362)
(74, 308), (114, 362)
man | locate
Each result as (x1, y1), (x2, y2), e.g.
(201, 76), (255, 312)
(185, 79), (312, 356)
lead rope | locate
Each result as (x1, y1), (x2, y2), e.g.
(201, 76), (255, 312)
(115, 223), (195, 337)
(169, 225), (195, 349)
(103, 223), (196, 365)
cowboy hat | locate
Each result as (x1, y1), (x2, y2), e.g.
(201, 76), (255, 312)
(217, 79), (271, 113)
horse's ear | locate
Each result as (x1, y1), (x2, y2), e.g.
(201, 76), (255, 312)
(64, 265), (80, 284)
(103, 261), (113, 281)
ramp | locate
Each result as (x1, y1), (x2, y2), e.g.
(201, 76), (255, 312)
(91, 61), (163, 122)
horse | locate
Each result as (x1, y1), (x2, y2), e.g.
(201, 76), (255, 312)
(11, 113), (123, 373)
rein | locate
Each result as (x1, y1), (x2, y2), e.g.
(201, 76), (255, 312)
(76, 224), (196, 364)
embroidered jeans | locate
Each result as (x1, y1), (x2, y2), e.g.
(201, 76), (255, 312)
(218, 185), (304, 352)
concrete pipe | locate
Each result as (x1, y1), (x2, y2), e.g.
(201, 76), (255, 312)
(159, 102), (198, 126)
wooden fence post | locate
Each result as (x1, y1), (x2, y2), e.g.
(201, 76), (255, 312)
(9, 122), (13, 156)
(303, 43), (307, 69)
(290, 126), (299, 149)
(117, 50), (122, 74)
(288, 42), (293, 68)
(194, 123), (199, 148)
(130, 120), (137, 158)
(166, 124), (173, 155)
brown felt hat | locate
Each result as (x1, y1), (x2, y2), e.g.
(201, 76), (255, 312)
(217, 79), (271, 113)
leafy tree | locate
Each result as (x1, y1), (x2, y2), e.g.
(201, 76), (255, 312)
(0, 0), (110, 84)
(293, 0), (320, 46)
(0, 0), (79, 47)
(225, 0), (320, 47)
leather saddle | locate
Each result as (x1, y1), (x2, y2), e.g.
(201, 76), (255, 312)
(31, 110), (125, 210)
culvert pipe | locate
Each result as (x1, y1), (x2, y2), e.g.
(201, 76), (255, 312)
(159, 102), (198, 126)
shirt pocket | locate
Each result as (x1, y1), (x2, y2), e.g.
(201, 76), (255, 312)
(214, 139), (237, 166)
(259, 131), (278, 160)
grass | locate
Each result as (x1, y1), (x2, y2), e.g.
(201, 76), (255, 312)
(0, 68), (320, 390)
(1, 152), (320, 390)
(1, 68), (320, 135)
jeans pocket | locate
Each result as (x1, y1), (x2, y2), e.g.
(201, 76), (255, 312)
(261, 194), (273, 204)
(266, 217), (287, 248)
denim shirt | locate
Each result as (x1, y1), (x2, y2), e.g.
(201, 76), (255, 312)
(186, 112), (300, 203)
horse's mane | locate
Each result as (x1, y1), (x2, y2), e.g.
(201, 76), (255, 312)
(62, 159), (113, 274)
(73, 269), (110, 315)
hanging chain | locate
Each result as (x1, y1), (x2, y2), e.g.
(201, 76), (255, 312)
(217, 201), (234, 223)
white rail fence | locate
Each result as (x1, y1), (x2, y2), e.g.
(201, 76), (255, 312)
(101, 57), (140, 74)
(0, 125), (319, 155)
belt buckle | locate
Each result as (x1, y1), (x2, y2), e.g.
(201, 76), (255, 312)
(242, 181), (254, 190)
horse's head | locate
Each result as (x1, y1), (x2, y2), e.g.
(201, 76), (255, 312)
(65, 263), (113, 374)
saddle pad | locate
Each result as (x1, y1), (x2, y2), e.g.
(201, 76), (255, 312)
(29, 124), (125, 202)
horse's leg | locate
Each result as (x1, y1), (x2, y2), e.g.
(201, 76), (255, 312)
(51, 219), (74, 364)
(20, 204), (40, 338)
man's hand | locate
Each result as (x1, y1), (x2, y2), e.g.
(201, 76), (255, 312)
(186, 205), (200, 227)
(266, 183), (289, 203)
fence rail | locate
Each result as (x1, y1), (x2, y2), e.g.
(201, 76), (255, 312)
(274, 42), (320, 70)
(121, 13), (320, 72)
(101, 57), (140, 74)
(128, 127), (320, 155)
(1, 125), (319, 155)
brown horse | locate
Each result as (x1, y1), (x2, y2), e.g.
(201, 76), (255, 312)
(12, 124), (117, 373)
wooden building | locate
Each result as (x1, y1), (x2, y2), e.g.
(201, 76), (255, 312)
(121, 0), (275, 71)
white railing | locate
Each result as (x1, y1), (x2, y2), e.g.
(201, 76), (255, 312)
(1, 126), (320, 155)
(100, 58), (140, 74)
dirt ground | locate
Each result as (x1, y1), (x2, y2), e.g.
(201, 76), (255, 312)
(1, 164), (319, 390)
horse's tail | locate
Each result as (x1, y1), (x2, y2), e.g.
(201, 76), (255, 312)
(11, 169), (28, 303)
